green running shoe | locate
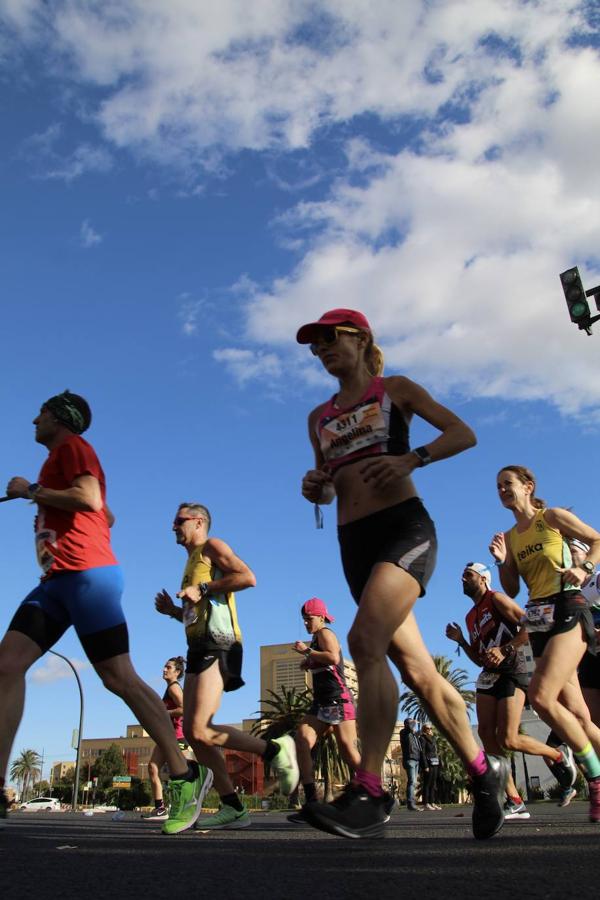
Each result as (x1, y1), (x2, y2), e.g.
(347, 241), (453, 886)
(270, 734), (300, 795)
(162, 763), (213, 835)
(195, 804), (251, 831)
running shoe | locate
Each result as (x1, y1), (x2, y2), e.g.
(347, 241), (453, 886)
(140, 806), (168, 820)
(194, 803), (251, 831)
(588, 778), (600, 823)
(471, 754), (508, 840)
(407, 803), (424, 811)
(269, 735), (300, 795)
(382, 791), (395, 822)
(546, 744), (577, 790)
(162, 762), (214, 835)
(302, 782), (388, 839)
(503, 798), (530, 820)
(558, 786), (577, 808)
(287, 800), (317, 824)
(0, 790), (8, 827)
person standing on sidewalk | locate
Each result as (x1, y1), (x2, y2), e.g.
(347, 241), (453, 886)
(420, 724), (441, 810)
(400, 718), (424, 811)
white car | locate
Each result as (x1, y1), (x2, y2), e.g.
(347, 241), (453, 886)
(20, 796), (61, 811)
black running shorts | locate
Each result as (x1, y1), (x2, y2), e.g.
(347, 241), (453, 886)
(186, 641), (244, 692)
(338, 498), (437, 603)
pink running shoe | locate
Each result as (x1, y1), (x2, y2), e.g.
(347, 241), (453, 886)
(588, 778), (600, 823)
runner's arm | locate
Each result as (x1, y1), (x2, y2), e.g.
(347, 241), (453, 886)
(155, 589), (183, 621)
(546, 508), (600, 587)
(305, 628), (341, 667)
(445, 621), (482, 665)
(199, 538), (256, 594)
(166, 682), (184, 717)
(302, 405), (335, 505)
(359, 378), (476, 488)
(489, 531), (520, 597)
(7, 474), (103, 513)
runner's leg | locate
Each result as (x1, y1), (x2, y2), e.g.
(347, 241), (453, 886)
(0, 631), (45, 783)
(95, 653), (191, 778)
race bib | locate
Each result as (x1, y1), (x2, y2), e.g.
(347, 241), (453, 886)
(476, 670), (500, 690)
(317, 704), (344, 724)
(320, 398), (387, 461)
(35, 528), (57, 574)
(525, 603), (556, 633)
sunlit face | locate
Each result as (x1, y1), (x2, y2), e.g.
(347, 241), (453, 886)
(462, 568), (486, 598)
(33, 407), (59, 446)
(162, 661), (180, 681)
(496, 469), (533, 509)
(310, 327), (366, 376)
(172, 508), (204, 545)
(303, 614), (325, 634)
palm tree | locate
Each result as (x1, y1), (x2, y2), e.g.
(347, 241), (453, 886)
(251, 686), (312, 741)
(313, 731), (352, 802)
(399, 655), (475, 721)
(10, 749), (42, 802)
(252, 686), (351, 801)
(399, 655), (474, 803)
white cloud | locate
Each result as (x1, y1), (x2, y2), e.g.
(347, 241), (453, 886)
(79, 219), (102, 248)
(5, 1), (600, 415)
(30, 655), (90, 685)
(213, 347), (283, 385)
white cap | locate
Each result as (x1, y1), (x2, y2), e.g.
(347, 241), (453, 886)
(464, 562), (492, 587)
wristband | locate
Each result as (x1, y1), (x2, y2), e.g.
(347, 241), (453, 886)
(493, 559), (505, 567)
(198, 582), (210, 598)
(412, 446), (432, 467)
(27, 482), (41, 500)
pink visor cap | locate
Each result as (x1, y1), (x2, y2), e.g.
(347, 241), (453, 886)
(301, 597), (335, 622)
(296, 308), (372, 344)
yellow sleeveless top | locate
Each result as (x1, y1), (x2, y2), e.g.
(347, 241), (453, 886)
(508, 509), (575, 601)
(180, 544), (242, 647)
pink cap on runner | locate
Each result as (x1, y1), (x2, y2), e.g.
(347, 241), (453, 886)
(301, 597), (335, 623)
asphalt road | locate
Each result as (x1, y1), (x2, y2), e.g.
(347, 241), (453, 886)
(2, 802), (598, 900)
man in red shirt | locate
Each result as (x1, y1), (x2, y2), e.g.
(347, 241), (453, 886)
(0, 391), (210, 834)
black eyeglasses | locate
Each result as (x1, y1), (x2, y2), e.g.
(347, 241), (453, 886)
(173, 516), (203, 526)
(310, 325), (362, 356)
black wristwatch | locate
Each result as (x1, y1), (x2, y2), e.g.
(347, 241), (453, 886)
(581, 561), (595, 576)
(198, 582), (211, 598)
(412, 446), (433, 467)
(27, 482), (41, 500)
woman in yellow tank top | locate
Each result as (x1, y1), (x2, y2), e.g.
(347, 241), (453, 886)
(489, 464), (600, 822)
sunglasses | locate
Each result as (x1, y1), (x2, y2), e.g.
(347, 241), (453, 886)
(310, 326), (362, 356)
(173, 516), (203, 526)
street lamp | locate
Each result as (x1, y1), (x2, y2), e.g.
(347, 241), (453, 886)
(49, 650), (84, 811)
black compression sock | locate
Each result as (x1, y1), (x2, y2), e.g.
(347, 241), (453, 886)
(221, 792), (244, 812)
(303, 782), (317, 803)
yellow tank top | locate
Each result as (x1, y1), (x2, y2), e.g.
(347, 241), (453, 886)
(180, 544), (242, 647)
(508, 508), (575, 600)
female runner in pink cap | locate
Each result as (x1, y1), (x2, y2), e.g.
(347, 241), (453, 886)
(287, 598), (360, 822)
(296, 308), (507, 841)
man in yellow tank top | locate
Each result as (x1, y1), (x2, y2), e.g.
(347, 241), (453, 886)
(155, 502), (299, 830)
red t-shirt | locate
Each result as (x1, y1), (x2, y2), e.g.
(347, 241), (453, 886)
(34, 434), (118, 577)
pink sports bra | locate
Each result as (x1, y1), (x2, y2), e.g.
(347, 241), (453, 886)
(316, 377), (410, 474)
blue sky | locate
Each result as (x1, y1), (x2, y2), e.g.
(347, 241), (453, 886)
(1, 1), (599, 784)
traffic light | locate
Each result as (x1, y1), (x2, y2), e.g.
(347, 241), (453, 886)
(560, 267), (591, 328)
